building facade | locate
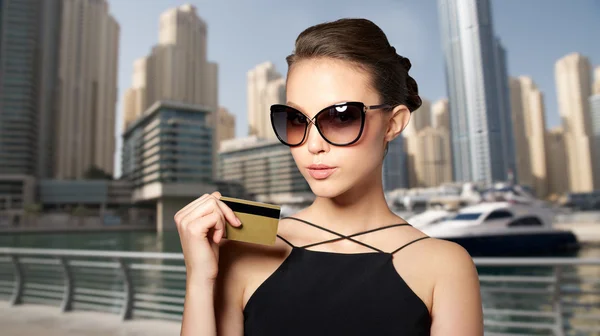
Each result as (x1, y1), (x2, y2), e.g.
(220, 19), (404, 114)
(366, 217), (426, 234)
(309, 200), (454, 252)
(383, 136), (408, 191)
(219, 137), (311, 203)
(0, 0), (119, 217)
(122, 100), (217, 231)
(247, 62), (286, 139)
(55, 0), (119, 179)
(122, 101), (214, 190)
(438, 0), (515, 184)
(590, 66), (600, 189)
(555, 53), (595, 192)
(404, 100), (431, 188)
(122, 4), (217, 132)
(546, 127), (570, 197)
(509, 76), (548, 197)
(215, 107), (236, 147)
(0, 0), (42, 177)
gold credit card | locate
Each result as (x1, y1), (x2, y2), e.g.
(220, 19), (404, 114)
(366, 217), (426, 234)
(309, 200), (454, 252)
(220, 196), (281, 246)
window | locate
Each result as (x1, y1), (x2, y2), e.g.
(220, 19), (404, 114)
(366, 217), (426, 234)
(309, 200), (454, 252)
(508, 217), (542, 227)
(484, 210), (513, 221)
(451, 213), (481, 221)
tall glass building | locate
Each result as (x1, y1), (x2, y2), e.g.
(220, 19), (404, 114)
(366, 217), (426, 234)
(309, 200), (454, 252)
(382, 136), (408, 191)
(121, 101), (214, 188)
(438, 0), (516, 184)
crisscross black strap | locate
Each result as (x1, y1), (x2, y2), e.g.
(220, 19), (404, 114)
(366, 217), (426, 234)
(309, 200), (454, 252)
(278, 216), (413, 253)
(391, 236), (430, 255)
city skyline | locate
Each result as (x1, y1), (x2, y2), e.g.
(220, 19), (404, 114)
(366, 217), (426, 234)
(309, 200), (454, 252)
(110, 0), (600, 178)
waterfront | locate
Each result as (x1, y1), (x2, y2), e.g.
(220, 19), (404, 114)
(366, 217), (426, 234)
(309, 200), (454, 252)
(2, 229), (600, 335)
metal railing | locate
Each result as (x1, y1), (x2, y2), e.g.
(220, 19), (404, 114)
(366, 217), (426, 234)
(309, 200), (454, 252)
(1, 248), (600, 335)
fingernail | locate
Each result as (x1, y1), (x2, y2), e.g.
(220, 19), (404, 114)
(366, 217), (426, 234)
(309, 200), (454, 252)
(237, 218), (242, 225)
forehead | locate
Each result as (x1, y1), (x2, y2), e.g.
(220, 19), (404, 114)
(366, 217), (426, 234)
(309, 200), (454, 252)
(286, 59), (377, 116)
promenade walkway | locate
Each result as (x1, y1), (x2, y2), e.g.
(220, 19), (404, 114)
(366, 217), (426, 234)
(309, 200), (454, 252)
(0, 303), (181, 336)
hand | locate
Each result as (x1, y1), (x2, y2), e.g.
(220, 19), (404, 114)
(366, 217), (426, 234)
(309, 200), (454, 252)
(175, 191), (241, 282)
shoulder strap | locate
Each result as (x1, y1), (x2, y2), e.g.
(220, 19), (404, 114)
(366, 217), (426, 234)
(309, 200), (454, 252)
(276, 234), (295, 248)
(391, 236), (430, 255)
(282, 216), (411, 253)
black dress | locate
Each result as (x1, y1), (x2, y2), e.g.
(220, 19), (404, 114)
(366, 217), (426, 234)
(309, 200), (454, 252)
(243, 217), (432, 335)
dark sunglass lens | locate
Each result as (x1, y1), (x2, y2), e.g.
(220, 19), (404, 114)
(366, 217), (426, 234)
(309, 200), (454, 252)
(271, 106), (307, 145)
(316, 103), (363, 144)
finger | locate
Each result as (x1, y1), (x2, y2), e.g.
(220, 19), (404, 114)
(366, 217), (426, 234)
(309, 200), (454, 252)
(214, 197), (242, 228)
(187, 211), (221, 239)
(179, 198), (223, 230)
(175, 193), (212, 223)
(212, 214), (226, 244)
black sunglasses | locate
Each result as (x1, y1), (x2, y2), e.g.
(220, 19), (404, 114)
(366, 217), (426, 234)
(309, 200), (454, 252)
(270, 102), (392, 147)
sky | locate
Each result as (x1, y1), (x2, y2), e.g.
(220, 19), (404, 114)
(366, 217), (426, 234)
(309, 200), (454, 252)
(108, 0), (600, 176)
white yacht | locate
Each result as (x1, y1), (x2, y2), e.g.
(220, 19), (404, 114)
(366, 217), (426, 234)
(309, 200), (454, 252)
(417, 201), (579, 256)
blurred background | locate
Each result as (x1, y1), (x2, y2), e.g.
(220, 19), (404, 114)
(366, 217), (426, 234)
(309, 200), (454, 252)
(0, 0), (599, 335)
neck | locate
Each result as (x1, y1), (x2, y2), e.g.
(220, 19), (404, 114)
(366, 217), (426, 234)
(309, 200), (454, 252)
(304, 166), (402, 235)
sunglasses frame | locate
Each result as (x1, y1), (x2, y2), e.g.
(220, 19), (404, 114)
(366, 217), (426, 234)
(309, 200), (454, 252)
(270, 101), (392, 147)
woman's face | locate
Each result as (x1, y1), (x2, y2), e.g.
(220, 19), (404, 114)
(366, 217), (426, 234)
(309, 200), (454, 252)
(285, 58), (403, 199)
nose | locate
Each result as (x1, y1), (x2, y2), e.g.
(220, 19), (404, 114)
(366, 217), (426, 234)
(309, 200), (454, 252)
(306, 122), (329, 154)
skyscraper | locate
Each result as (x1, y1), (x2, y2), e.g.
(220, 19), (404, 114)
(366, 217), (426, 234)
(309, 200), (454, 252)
(383, 136), (408, 191)
(438, 0), (515, 184)
(432, 98), (450, 130)
(122, 4), (218, 179)
(555, 53), (594, 192)
(0, 0), (119, 211)
(122, 4), (218, 124)
(216, 107), (236, 148)
(0, 0), (43, 177)
(590, 66), (600, 188)
(404, 100), (431, 188)
(509, 76), (548, 197)
(546, 127), (569, 197)
(55, 0), (120, 179)
(247, 62), (286, 139)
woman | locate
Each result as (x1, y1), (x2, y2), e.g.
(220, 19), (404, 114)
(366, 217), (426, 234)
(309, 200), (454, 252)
(176, 18), (483, 335)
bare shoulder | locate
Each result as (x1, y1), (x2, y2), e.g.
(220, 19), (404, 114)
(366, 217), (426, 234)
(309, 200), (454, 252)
(422, 238), (477, 274)
(421, 240), (484, 334)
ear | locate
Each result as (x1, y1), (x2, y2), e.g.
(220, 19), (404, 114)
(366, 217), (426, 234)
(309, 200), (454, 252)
(384, 104), (411, 142)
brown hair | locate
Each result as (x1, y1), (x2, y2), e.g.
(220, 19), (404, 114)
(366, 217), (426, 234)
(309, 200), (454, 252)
(286, 18), (422, 112)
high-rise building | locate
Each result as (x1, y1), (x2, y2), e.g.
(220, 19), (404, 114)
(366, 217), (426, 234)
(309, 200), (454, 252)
(438, 0), (515, 184)
(590, 66), (600, 188)
(0, 0), (46, 211)
(123, 4), (218, 128)
(216, 107), (236, 147)
(122, 4), (218, 180)
(432, 98), (450, 130)
(0, 0), (43, 177)
(404, 100), (431, 188)
(509, 76), (548, 197)
(0, 0), (118, 214)
(247, 62), (286, 139)
(382, 136), (408, 191)
(416, 126), (453, 188)
(555, 53), (594, 192)
(122, 101), (216, 231)
(55, 0), (119, 179)
(546, 127), (569, 197)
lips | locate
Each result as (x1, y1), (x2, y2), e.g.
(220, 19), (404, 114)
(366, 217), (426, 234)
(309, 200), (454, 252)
(307, 164), (337, 180)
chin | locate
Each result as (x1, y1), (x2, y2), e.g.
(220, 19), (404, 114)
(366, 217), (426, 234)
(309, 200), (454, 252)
(306, 178), (353, 199)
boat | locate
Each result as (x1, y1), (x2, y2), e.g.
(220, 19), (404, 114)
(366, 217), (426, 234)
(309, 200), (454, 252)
(418, 201), (580, 257)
